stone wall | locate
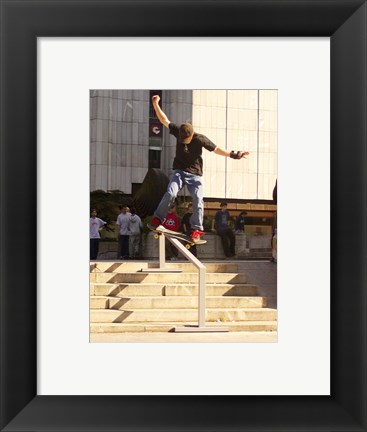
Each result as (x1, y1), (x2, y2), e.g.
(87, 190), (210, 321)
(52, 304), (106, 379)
(97, 233), (272, 260)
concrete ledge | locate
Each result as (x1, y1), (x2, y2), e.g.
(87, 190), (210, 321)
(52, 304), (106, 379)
(97, 233), (272, 260)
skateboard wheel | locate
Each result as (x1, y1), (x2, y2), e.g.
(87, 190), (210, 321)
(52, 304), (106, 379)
(186, 244), (191, 249)
(154, 234), (159, 239)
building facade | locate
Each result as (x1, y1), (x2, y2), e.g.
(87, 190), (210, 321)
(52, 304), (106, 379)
(90, 89), (277, 200)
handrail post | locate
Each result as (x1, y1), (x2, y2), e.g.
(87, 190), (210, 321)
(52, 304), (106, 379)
(141, 232), (182, 273)
(198, 267), (206, 327)
(166, 236), (228, 332)
(159, 231), (165, 269)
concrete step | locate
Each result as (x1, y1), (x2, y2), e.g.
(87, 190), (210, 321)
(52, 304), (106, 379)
(165, 284), (257, 297)
(90, 308), (277, 323)
(248, 253), (272, 258)
(91, 296), (267, 310)
(90, 261), (240, 274)
(90, 321), (278, 333)
(90, 272), (248, 284)
(91, 283), (258, 297)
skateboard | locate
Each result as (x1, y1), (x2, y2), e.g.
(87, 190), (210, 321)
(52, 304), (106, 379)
(152, 227), (206, 249)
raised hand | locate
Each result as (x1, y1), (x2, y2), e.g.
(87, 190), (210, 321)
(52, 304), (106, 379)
(240, 151), (250, 159)
(152, 95), (160, 105)
(230, 150), (250, 159)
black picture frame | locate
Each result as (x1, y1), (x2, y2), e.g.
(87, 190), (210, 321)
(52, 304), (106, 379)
(1, 1), (366, 431)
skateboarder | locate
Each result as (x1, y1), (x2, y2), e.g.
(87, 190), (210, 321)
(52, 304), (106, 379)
(148, 94), (249, 244)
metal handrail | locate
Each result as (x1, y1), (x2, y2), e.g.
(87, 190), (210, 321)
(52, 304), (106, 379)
(166, 236), (206, 328)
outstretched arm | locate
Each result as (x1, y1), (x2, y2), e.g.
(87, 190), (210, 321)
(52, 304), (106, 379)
(214, 147), (250, 159)
(152, 95), (170, 128)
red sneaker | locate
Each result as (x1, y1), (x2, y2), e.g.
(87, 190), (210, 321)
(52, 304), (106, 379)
(190, 230), (205, 242)
(147, 217), (162, 231)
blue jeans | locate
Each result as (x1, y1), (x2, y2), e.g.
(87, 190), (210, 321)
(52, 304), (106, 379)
(154, 169), (204, 231)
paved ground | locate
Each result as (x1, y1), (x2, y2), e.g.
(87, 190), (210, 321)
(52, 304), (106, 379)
(91, 330), (277, 343)
(234, 260), (277, 309)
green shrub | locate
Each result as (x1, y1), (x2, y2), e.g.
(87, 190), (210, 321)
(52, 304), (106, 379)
(90, 189), (132, 235)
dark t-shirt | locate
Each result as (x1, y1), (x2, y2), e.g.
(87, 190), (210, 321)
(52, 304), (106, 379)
(215, 210), (231, 231)
(169, 122), (216, 176)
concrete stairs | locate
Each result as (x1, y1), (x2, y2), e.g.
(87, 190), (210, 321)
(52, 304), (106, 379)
(90, 261), (277, 333)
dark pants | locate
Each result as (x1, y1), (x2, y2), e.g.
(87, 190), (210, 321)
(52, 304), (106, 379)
(188, 244), (197, 257)
(165, 241), (178, 259)
(217, 228), (235, 257)
(90, 238), (100, 260)
(118, 235), (130, 259)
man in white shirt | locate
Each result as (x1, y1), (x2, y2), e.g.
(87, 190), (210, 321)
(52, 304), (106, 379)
(116, 206), (131, 259)
(90, 209), (107, 260)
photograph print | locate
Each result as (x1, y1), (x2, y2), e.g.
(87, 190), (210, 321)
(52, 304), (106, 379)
(89, 89), (277, 342)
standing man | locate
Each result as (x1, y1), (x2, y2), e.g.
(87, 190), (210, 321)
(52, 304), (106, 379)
(235, 211), (247, 234)
(212, 202), (236, 258)
(90, 209), (107, 260)
(128, 207), (143, 259)
(147, 94), (249, 244)
(116, 205), (131, 260)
